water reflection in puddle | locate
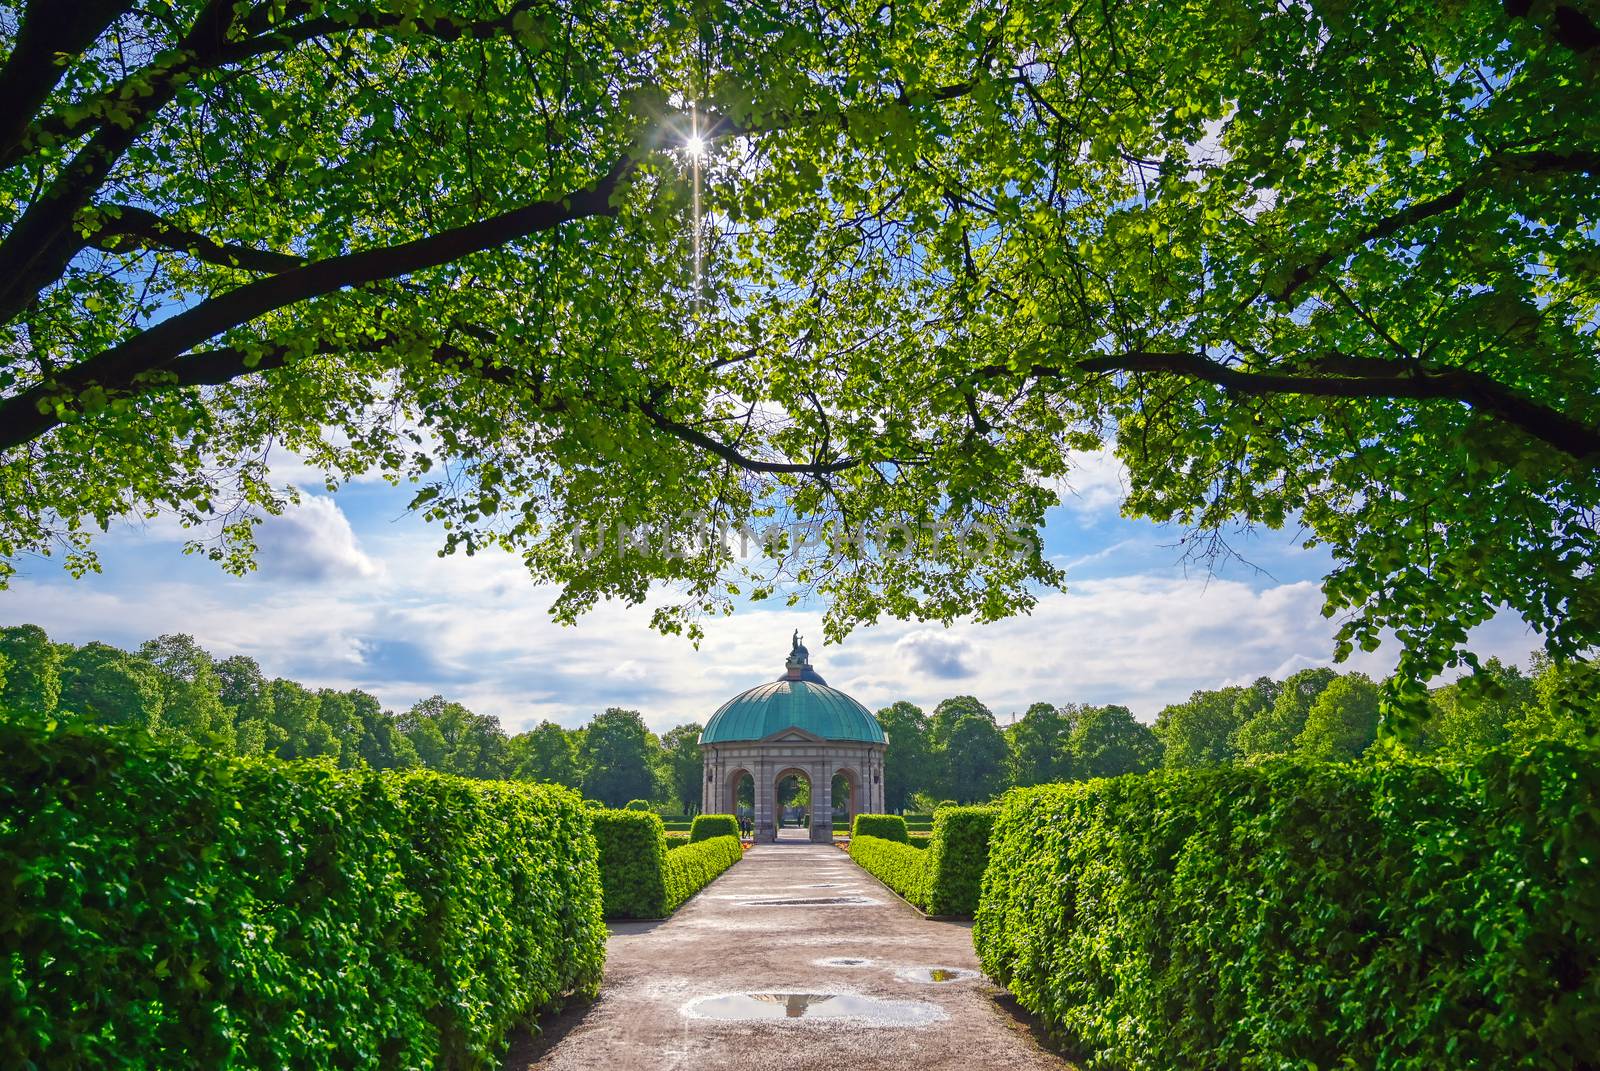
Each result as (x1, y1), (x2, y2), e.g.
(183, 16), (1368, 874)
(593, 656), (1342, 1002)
(683, 992), (945, 1027)
(895, 966), (980, 984)
(815, 956), (873, 968)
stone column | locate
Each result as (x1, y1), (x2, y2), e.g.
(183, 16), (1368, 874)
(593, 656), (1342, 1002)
(755, 758), (775, 843)
(876, 742), (889, 810)
(701, 747), (715, 815)
(812, 761), (833, 843)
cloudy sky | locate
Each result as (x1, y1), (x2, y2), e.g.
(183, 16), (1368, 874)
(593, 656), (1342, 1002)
(0, 448), (1540, 734)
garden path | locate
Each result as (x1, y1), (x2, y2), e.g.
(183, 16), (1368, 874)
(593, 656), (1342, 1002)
(503, 841), (1072, 1071)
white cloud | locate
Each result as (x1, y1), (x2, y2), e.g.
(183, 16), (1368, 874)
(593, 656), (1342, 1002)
(255, 495), (382, 582)
(1057, 447), (1128, 515)
(0, 484), (1547, 736)
(894, 629), (978, 680)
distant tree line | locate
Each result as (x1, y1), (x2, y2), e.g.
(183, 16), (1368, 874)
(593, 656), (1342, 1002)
(3, 624), (1591, 813)
(0, 624), (706, 810)
(873, 657), (1599, 811)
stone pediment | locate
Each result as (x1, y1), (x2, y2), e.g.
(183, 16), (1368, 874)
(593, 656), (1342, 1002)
(760, 725), (826, 745)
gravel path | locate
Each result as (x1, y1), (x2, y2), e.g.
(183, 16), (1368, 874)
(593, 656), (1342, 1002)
(504, 839), (1074, 1071)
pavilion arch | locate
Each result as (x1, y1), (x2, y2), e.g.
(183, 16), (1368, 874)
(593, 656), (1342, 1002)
(831, 766), (862, 828)
(772, 765), (817, 827)
(723, 767), (753, 819)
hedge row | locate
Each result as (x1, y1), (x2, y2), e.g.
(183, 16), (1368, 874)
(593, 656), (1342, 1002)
(663, 836), (743, 907)
(0, 720), (605, 1070)
(975, 744), (1600, 1069)
(849, 808), (997, 916)
(922, 806), (998, 915)
(591, 810), (740, 917)
(689, 814), (738, 841)
(850, 834), (931, 905)
(851, 813), (909, 842)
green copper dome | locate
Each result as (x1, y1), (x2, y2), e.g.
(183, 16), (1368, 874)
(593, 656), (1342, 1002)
(700, 633), (886, 745)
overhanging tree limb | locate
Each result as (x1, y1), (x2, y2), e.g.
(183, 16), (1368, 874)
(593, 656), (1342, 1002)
(0, 152), (637, 451)
(1274, 149), (1600, 303)
(87, 205), (305, 274)
(1060, 350), (1600, 463)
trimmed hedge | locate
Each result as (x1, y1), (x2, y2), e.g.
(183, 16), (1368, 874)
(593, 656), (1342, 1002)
(975, 744), (1600, 1069)
(850, 807), (997, 916)
(850, 834), (930, 905)
(590, 810), (671, 917)
(591, 810), (741, 917)
(908, 831), (933, 848)
(689, 814), (739, 841)
(922, 806), (998, 916)
(851, 813), (909, 842)
(664, 836), (743, 908)
(0, 719), (605, 1070)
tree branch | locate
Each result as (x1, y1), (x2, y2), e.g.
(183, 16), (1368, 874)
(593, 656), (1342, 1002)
(1060, 350), (1600, 463)
(635, 399), (864, 475)
(86, 204), (305, 273)
(1274, 149), (1600, 303)
(2, 1), (546, 171)
(0, 153), (637, 451)
(0, 0), (136, 163)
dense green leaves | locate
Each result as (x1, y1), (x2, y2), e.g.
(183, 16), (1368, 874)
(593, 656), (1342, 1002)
(849, 806), (996, 916)
(849, 834), (931, 906)
(920, 806), (998, 916)
(590, 809), (738, 917)
(850, 813), (909, 843)
(6, 1), (1594, 706)
(976, 745), (1600, 1069)
(0, 718), (605, 1070)
(688, 813), (738, 842)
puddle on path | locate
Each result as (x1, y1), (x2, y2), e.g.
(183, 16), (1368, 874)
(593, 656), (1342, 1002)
(814, 956), (873, 968)
(739, 896), (877, 907)
(683, 992), (945, 1027)
(895, 966), (980, 984)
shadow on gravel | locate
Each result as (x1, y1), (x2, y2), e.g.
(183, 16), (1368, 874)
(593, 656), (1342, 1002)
(990, 992), (1086, 1069)
(500, 996), (601, 1070)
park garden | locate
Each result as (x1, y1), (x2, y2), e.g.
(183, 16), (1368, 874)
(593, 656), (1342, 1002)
(2, 0), (1598, 1066)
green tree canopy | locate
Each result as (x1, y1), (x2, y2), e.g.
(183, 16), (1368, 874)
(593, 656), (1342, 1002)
(931, 696), (1007, 803)
(1005, 701), (1075, 786)
(5, 1), (1596, 724)
(507, 719), (582, 787)
(138, 633), (228, 749)
(0, 624), (61, 716)
(579, 707), (655, 807)
(1234, 668), (1338, 758)
(1156, 687), (1247, 770)
(398, 695), (506, 778)
(60, 642), (163, 731)
(1067, 705), (1163, 780)
(1296, 673), (1383, 762)
(660, 722), (703, 814)
(875, 700), (933, 812)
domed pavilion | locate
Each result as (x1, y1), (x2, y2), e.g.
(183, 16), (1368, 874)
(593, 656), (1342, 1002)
(700, 632), (886, 843)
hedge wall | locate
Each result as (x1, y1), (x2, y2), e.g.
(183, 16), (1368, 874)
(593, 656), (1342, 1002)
(850, 807), (997, 916)
(851, 813), (909, 842)
(590, 810), (671, 918)
(975, 744), (1600, 1069)
(689, 814), (738, 841)
(850, 834), (929, 905)
(591, 811), (741, 917)
(922, 806), (998, 916)
(0, 720), (605, 1071)
(663, 837), (743, 909)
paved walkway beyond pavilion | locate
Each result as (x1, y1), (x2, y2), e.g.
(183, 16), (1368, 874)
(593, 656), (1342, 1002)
(504, 839), (1073, 1071)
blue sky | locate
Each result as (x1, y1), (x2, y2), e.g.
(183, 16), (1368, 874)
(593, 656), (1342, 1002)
(0, 447), (1540, 734)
